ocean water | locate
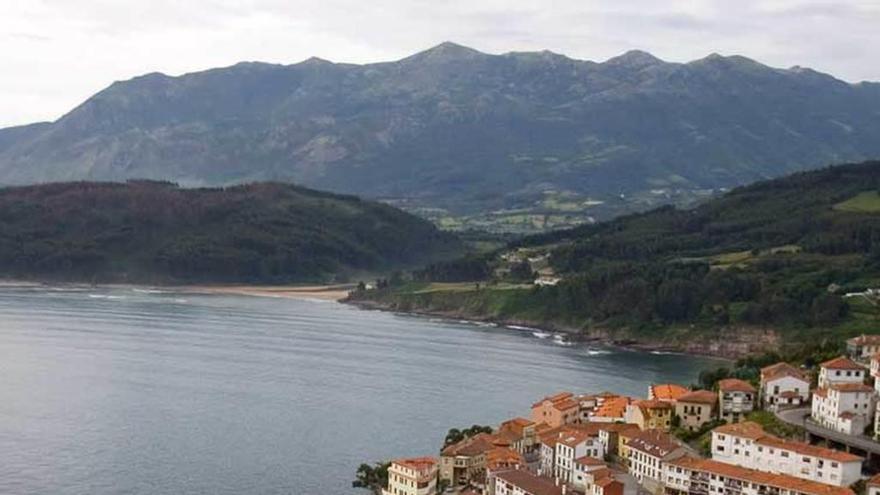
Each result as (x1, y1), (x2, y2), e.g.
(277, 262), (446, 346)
(0, 286), (723, 494)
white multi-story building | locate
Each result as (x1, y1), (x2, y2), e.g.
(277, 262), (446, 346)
(626, 430), (687, 489)
(553, 430), (604, 483)
(760, 362), (810, 411)
(663, 456), (854, 495)
(382, 457), (438, 495)
(818, 356), (865, 389)
(710, 422), (862, 487)
(718, 379), (756, 423)
(812, 383), (876, 435)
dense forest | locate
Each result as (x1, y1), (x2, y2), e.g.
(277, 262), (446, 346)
(0, 181), (463, 284)
(353, 161), (880, 347)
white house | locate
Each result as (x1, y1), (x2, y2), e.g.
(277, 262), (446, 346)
(382, 457), (438, 495)
(818, 356), (865, 389)
(663, 456), (854, 495)
(553, 430), (604, 483)
(868, 474), (880, 495)
(718, 378), (756, 423)
(847, 334), (880, 362)
(710, 422), (862, 487)
(811, 383), (876, 435)
(626, 430), (687, 490)
(760, 362), (810, 411)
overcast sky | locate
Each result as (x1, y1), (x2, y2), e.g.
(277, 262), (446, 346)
(2, 0), (879, 128)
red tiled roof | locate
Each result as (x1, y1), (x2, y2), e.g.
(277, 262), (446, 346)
(627, 429), (682, 458)
(593, 396), (631, 418)
(867, 473), (880, 487)
(494, 469), (563, 495)
(820, 356), (864, 370)
(649, 383), (689, 401)
(668, 457), (854, 495)
(676, 390), (718, 405)
(575, 456), (605, 467)
(394, 457), (438, 472)
(718, 378), (756, 393)
(442, 433), (508, 457)
(848, 334), (880, 346)
(761, 362), (807, 382)
(532, 391), (574, 408)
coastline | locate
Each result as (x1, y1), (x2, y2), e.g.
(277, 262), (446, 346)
(180, 284), (355, 301)
(344, 298), (737, 361)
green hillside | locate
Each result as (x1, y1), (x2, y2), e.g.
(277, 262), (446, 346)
(351, 161), (880, 353)
(0, 181), (463, 284)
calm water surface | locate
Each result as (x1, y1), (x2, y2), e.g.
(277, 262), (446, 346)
(0, 286), (723, 494)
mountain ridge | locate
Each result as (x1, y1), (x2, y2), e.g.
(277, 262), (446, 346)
(2, 42), (879, 231)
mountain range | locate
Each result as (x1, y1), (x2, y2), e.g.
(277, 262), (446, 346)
(2, 42), (879, 230)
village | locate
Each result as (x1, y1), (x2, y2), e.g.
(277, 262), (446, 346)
(377, 335), (880, 495)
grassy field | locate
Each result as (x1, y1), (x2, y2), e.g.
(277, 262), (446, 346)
(834, 191), (880, 213)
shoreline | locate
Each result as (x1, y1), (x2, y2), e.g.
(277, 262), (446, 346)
(345, 298), (735, 362)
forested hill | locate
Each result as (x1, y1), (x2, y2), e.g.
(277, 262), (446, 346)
(354, 161), (880, 353)
(0, 181), (463, 284)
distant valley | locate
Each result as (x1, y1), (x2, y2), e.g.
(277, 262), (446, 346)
(1, 43), (879, 232)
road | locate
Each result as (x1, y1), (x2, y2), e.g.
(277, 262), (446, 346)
(774, 407), (880, 456)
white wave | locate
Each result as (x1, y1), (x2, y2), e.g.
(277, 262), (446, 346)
(532, 331), (552, 339)
(132, 288), (168, 294)
(585, 348), (612, 356)
(507, 325), (538, 332)
(88, 294), (126, 300)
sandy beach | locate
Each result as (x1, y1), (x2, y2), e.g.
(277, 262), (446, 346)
(183, 284), (355, 301)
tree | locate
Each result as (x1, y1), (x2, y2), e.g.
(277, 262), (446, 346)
(443, 425), (493, 447)
(352, 462), (390, 492)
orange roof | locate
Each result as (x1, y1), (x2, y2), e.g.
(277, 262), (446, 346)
(442, 433), (507, 457)
(649, 383), (689, 401)
(532, 391), (574, 408)
(593, 396), (631, 418)
(761, 362), (807, 382)
(486, 447), (524, 469)
(494, 469), (563, 495)
(820, 356), (864, 370)
(575, 456), (606, 467)
(676, 390), (717, 405)
(497, 417), (535, 439)
(668, 457), (854, 495)
(394, 457), (438, 472)
(713, 422), (861, 463)
(635, 399), (673, 411)
(539, 424), (603, 448)
(594, 476), (621, 488)
(814, 388), (828, 398)
(718, 378), (756, 393)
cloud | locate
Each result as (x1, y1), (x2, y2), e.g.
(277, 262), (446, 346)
(0, 0), (878, 128)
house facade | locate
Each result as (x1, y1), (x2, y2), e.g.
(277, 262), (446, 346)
(532, 392), (580, 428)
(718, 379), (756, 423)
(625, 430), (687, 490)
(382, 457), (438, 495)
(847, 335), (880, 362)
(760, 362), (810, 411)
(811, 383), (876, 436)
(674, 390), (717, 432)
(625, 399), (673, 432)
(710, 422), (862, 487)
(818, 357), (865, 389)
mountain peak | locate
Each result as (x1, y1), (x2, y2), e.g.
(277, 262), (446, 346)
(604, 50), (664, 69)
(404, 41), (486, 63)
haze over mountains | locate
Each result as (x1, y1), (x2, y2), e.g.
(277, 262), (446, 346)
(2, 42), (879, 230)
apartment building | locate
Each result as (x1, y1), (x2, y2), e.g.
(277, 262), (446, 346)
(811, 383), (876, 436)
(440, 432), (509, 486)
(760, 363), (810, 411)
(663, 457), (854, 495)
(674, 390), (718, 432)
(847, 335), (880, 362)
(382, 457), (438, 495)
(710, 422), (862, 487)
(718, 379), (756, 423)
(626, 430), (687, 489)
